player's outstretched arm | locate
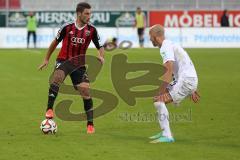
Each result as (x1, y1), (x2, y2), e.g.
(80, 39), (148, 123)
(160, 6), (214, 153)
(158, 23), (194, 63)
(38, 39), (58, 70)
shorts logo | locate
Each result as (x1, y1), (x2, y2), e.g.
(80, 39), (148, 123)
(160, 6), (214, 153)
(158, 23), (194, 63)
(55, 62), (61, 69)
(71, 37), (85, 45)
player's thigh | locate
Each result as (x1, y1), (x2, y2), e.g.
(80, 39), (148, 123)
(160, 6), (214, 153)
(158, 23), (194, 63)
(50, 69), (66, 84)
(49, 61), (69, 84)
(33, 32), (36, 40)
(137, 28), (142, 36)
(168, 78), (197, 104)
(70, 67), (90, 96)
(29, 31), (34, 37)
(138, 28), (144, 36)
(27, 31), (31, 37)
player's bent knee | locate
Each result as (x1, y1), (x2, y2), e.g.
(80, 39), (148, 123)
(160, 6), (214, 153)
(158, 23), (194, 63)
(51, 70), (65, 84)
(82, 95), (91, 99)
(153, 101), (163, 109)
(76, 83), (90, 98)
(75, 83), (89, 90)
(81, 90), (91, 99)
(81, 88), (90, 98)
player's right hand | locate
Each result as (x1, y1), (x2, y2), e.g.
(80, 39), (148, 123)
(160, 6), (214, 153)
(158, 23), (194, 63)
(38, 60), (49, 70)
(190, 91), (200, 103)
(97, 56), (105, 65)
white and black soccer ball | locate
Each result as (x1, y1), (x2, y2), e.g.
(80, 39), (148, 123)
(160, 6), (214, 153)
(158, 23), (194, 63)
(40, 119), (57, 134)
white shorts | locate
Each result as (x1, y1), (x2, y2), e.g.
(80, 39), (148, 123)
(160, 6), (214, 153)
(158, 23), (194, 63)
(168, 77), (198, 105)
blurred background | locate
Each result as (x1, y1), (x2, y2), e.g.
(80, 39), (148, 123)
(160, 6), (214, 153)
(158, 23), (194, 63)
(0, 2), (240, 159)
(0, 0), (240, 48)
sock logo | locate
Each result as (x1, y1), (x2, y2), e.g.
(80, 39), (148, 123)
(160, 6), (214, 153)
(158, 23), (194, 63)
(49, 93), (55, 97)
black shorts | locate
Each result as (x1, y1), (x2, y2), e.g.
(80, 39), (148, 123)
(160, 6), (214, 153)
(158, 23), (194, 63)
(137, 28), (144, 36)
(54, 60), (89, 86)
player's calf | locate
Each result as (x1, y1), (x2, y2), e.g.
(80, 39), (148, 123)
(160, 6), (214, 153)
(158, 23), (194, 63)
(76, 82), (94, 127)
(46, 70), (66, 118)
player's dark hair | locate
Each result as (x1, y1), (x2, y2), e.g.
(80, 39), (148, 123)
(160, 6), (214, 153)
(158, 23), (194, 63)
(223, 9), (228, 15)
(76, 2), (91, 13)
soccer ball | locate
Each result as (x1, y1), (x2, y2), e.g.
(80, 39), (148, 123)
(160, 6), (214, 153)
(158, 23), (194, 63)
(40, 119), (57, 134)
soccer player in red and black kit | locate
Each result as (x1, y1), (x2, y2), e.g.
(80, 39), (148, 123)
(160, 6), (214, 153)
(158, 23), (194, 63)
(38, 2), (104, 134)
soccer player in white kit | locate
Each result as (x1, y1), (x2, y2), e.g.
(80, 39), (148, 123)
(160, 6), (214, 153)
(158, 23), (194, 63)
(149, 24), (200, 143)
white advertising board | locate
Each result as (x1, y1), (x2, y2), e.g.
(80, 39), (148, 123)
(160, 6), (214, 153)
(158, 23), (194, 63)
(0, 27), (239, 48)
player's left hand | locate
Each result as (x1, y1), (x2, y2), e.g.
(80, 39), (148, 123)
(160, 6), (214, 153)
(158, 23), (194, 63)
(190, 91), (200, 103)
(97, 56), (105, 65)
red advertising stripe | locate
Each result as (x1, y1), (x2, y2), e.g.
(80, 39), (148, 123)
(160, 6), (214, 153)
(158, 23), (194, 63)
(150, 10), (240, 27)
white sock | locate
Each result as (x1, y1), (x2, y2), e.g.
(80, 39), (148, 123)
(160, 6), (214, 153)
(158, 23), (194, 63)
(154, 102), (172, 138)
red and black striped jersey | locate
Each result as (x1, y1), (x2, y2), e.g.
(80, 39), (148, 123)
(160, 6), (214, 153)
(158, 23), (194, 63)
(55, 21), (102, 66)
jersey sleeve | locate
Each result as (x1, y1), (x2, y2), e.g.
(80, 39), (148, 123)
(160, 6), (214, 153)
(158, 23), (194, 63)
(160, 43), (175, 64)
(55, 24), (67, 43)
(92, 28), (103, 50)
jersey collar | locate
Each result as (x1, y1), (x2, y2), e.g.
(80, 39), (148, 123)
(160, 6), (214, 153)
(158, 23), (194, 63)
(75, 21), (87, 30)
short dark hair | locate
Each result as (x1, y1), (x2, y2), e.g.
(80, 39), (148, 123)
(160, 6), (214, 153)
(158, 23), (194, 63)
(76, 2), (91, 13)
(223, 9), (228, 14)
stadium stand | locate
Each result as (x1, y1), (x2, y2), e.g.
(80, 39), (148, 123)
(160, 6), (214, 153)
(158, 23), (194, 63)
(0, 0), (20, 9)
(0, 0), (240, 11)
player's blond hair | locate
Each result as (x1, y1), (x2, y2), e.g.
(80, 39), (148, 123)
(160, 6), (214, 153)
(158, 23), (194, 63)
(149, 24), (165, 37)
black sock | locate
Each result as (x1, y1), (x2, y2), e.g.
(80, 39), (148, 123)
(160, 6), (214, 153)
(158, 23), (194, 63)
(47, 83), (59, 110)
(83, 98), (93, 125)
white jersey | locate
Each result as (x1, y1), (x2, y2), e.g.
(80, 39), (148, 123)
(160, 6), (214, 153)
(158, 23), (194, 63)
(160, 40), (197, 80)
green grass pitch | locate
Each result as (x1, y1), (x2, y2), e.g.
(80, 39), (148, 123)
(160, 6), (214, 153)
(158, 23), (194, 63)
(0, 48), (239, 160)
